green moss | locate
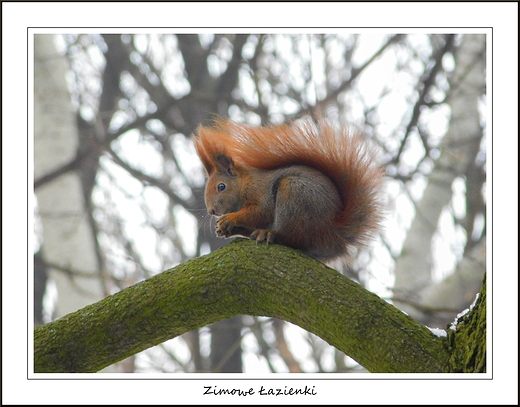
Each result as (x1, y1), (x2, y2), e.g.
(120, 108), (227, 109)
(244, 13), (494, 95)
(447, 274), (486, 373)
(35, 239), (469, 373)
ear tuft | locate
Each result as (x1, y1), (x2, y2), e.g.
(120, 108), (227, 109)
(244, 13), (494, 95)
(215, 154), (237, 177)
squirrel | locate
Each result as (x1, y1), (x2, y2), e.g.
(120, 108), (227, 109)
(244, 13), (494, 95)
(194, 116), (384, 262)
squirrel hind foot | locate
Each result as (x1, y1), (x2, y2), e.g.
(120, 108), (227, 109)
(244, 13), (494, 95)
(250, 229), (276, 244)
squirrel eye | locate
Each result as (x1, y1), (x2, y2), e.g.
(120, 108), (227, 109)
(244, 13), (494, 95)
(217, 183), (226, 192)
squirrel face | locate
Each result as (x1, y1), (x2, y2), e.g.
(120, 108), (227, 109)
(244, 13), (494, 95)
(204, 154), (244, 216)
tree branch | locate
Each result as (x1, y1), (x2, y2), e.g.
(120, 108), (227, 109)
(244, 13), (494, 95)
(34, 239), (451, 373)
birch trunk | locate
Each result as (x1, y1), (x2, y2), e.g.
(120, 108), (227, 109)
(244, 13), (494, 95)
(34, 34), (104, 319)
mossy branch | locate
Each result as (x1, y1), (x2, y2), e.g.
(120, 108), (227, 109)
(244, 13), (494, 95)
(447, 275), (486, 373)
(34, 239), (453, 373)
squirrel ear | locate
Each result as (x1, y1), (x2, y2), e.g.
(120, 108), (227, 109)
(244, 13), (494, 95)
(215, 154), (237, 177)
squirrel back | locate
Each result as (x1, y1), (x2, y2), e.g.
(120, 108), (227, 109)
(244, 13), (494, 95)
(194, 117), (384, 262)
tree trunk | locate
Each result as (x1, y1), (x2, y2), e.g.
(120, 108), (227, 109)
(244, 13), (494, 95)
(393, 34), (486, 321)
(34, 34), (105, 318)
(446, 274), (486, 373)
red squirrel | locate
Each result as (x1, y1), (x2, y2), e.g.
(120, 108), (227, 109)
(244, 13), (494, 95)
(194, 117), (384, 262)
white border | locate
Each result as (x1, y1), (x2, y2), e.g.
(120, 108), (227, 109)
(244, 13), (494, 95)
(3, 1), (518, 405)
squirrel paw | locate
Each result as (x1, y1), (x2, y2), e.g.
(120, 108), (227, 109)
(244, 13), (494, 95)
(250, 229), (276, 244)
(215, 214), (236, 238)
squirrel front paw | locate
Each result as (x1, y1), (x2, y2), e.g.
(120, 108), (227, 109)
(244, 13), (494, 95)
(250, 229), (276, 244)
(215, 214), (236, 238)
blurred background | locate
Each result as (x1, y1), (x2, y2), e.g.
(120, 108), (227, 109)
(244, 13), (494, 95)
(33, 33), (487, 373)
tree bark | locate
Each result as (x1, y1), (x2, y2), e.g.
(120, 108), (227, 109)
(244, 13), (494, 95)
(34, 239), (484, 373)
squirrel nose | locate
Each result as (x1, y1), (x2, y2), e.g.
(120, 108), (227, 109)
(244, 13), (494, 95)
(208, 208), (216, 215)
